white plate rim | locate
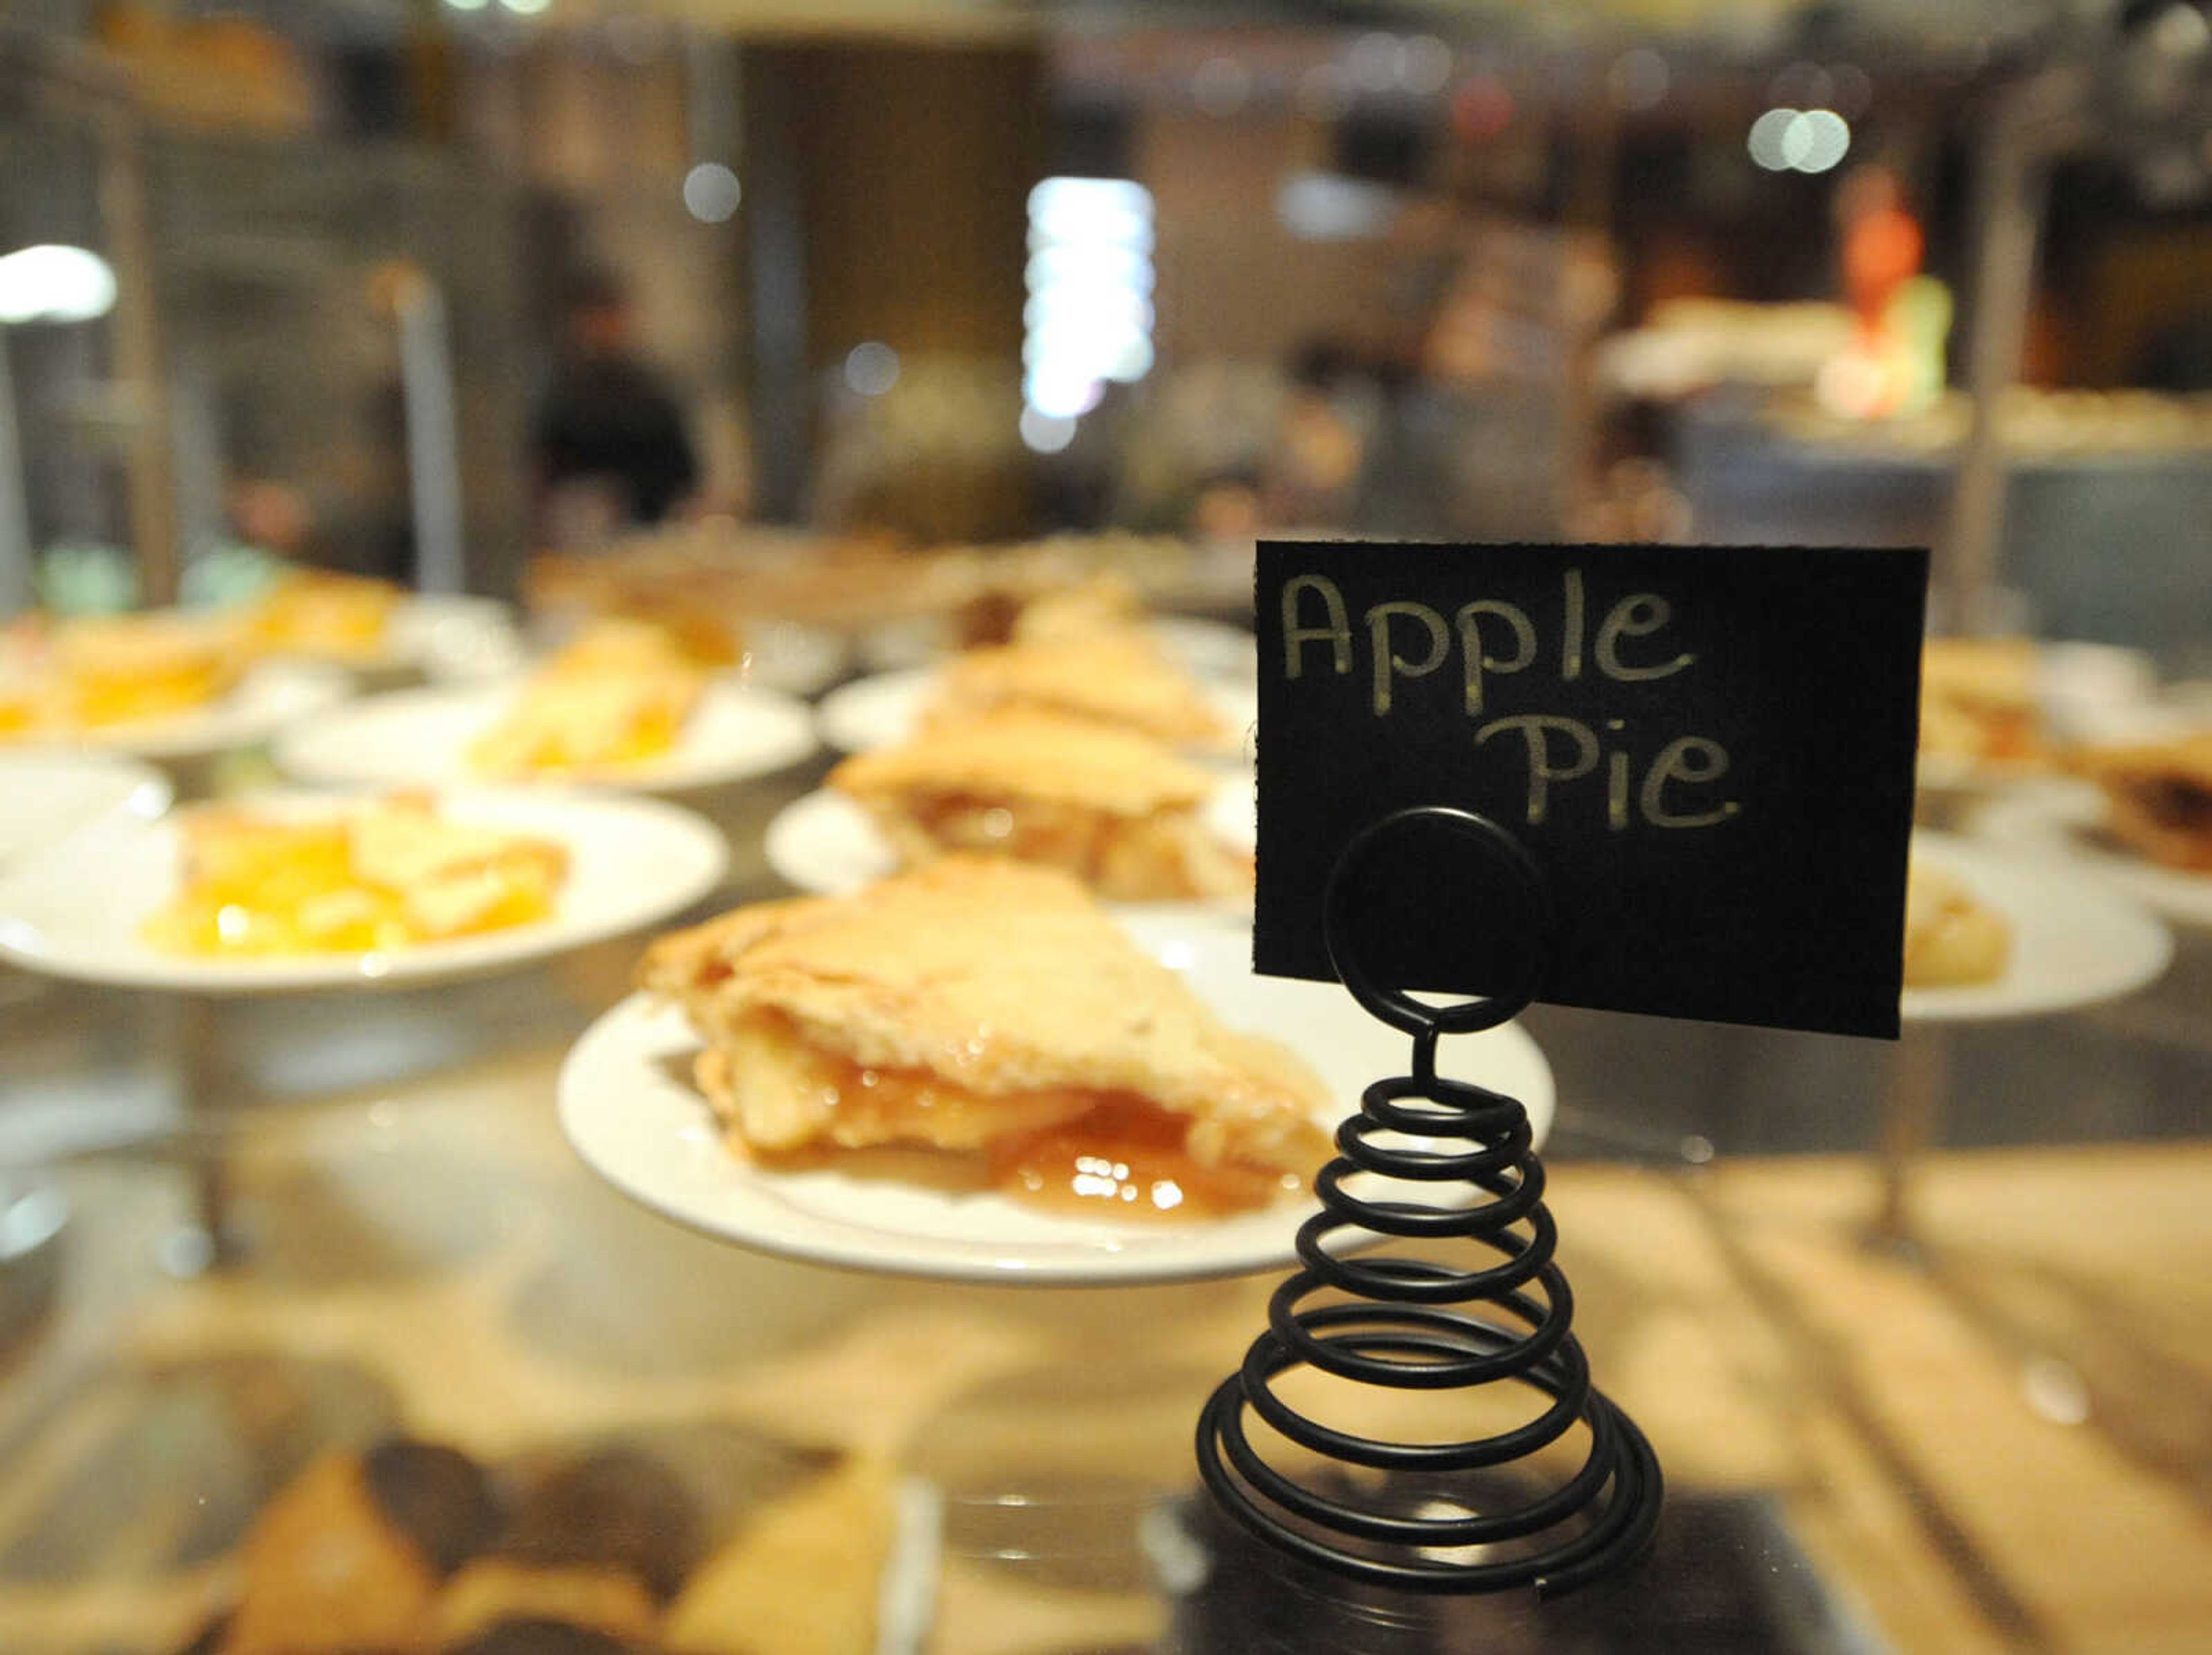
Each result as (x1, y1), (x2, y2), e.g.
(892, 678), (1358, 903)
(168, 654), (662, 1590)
(815, 666), (1258, 756)
(271, 676), (819, 794)
(1902, 829), (2172, 1021)
(558, 912), (1555, 1286)
(0, 750), (173, 869)
(1963, 780), (2212, 932)
(27, 660), (353, 761)
(0, 786), (730, 994)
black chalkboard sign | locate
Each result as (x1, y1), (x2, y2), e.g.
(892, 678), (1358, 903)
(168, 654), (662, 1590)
(1252, 540), (1929, 1039)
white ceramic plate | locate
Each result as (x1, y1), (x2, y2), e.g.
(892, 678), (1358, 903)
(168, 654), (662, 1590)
(729, 621), (852, 699)
(0, 788), (728, 994)
(387, 594), (528, 682)
(816, 666), (1259, 758)
(273, 677), (818, 794)
(0, 751), (171, 870)
(35, 660), (353, 762)
(559, 908), (1556, 1285)
(762, 789), (902, 895)
(1965, 779), (2212, 932)
(763, 783), (1257, 903)
(1902, 830), (2172, 1021)
(1151, 615), (1255, 683)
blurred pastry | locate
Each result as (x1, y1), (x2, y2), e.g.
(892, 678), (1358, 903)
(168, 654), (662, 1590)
(434, 1560), (660, 1645)
(1903, 862), (2012, 987)
(1919, 637), (2043, 771)
(363, 1437), (504, 1577)
(48, 611), (245, 728)
(829, 709), (1251, 903)
(502, 1446), (703, 1603)
(142, 793), (567, 956)
(927, 631), (1230, 751)
(664, 1456), (896, 1655)
(248, 570), (401, 661)
(469, 620), (706, 778)
(218, 1451), (440, 1655)
(1007, 571), (1144, 647)
(641, 859), (1329, 1217)
(445, 1624), (635, 1655)
(0, 664), (37, 739)
(2075, 730), (2212, 872)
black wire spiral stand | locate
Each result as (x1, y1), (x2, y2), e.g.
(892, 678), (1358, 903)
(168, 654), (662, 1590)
(1196, 806), (1662, 1599)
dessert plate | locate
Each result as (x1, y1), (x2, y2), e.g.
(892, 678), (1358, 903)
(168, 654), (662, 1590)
(1902, 831), (2171, 1021)
(0, 787), (728, 994)
(382, 593), (527, 681)
(0, 751), (171, 870)
(559, 908), (1555, 1286)
(816, 666), (1259, 758)
(726, 620), (852, 699)
(255, 592), (524, 681)
(763, 783), (1255, 903)
(1966, 779), (2212, 931)
(272, 677), (818, 794)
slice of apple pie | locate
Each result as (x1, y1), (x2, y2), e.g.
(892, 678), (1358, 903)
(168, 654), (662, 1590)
(925, 630), (1232, 751)
(640, 859), (1329, 1218)
(143, 793), (567, 957)
(2075, 730), (2212, 873)
(828, 708), (1250, 903)
(468, 620), (706, 778)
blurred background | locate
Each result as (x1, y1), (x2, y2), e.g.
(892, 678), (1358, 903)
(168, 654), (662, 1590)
(1, 0), (2207, 665)
(0, 8), (2210, 1655)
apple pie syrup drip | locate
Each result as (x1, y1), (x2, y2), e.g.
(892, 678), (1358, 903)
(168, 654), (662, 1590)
(1195, 805), (1662, 1600)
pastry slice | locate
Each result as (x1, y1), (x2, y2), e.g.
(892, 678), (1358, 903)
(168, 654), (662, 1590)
(1919, 637), (2043, 768)
(1007, 571), (1144, 647)
(1903, 861), (2012, 987)
(249, 570), (400, 660)
(641, 859), (1329, 1215)
(829, 708), (1250, 903)
(664, 1456), (896, 1655)
(144, 794), (566, 956)
(469, 620), (706, 777)
(926, 630), (1230, 750)
(346, 793), (569, 939)
(2076, 731), (2212, 872)
(51, 611), (245, 727)
(218, 1452), (441, 1655)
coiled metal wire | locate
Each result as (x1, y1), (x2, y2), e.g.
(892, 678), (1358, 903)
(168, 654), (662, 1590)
(1195, 807), (1662, 1597)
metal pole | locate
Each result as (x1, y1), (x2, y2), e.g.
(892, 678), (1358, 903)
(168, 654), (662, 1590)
(0, 335), (32, 615)
(1943, 73), (2083, 635)
(396, 274), (467, 594)
(97, 101), (178, 605)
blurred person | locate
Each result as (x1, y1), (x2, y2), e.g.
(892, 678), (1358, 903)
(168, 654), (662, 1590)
(1817, 165), (1934, 419)
(1836, 165), (1924, 340)
(533, 269), (700, 546)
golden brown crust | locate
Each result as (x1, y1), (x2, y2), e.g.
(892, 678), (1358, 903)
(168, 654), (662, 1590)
(1009, 571), (1144, 646)
(1903, 863), (2012, 987)
(2077, 732), (2212, 870)
(927, 632), (1228, 748)
(219, 1453), (439, 1655)
(831, 709), (1213, 817)
(828, 711), (1251, 901)
(664, 1456), (896, 1655)
(642, 859), (1324, 1173)
(433, 1559), (660, 1644)
(1919, 637), (2045, 767)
